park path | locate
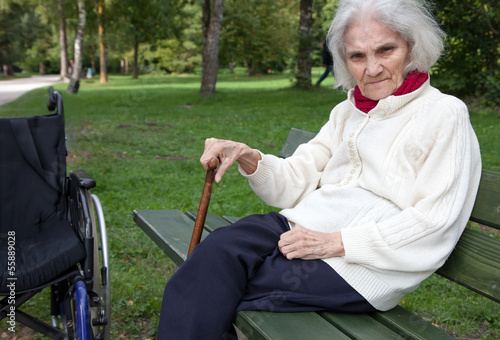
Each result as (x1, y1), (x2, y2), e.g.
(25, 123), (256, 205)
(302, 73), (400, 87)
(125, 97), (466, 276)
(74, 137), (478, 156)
(0, 75), (62, 106)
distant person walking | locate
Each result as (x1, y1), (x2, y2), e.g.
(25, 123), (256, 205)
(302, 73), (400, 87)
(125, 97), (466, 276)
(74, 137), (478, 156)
(316, 40), (334, 86)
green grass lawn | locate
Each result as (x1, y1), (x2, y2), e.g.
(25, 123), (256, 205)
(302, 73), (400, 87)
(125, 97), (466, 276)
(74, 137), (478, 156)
(0, 68), (498, 339)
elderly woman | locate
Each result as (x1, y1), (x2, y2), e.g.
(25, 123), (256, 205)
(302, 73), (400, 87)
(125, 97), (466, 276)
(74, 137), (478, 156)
(157, 0), (481, 338)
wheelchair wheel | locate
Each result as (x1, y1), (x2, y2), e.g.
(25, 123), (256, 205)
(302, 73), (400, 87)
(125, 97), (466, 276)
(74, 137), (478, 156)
(61, 194), (109, 340)
(68, 173), (110, 339)
(90, 194), (110, 340)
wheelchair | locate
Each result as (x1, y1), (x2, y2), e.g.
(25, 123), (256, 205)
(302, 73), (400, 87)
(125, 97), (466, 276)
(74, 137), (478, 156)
(0, 88), (110, 340)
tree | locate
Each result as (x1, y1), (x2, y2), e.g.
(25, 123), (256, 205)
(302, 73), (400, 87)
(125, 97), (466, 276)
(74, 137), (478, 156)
(67, 0), (86, 93)
(0, 2), (43, 76)
(220, 0), (298, 75)
(200, 0), (224, 96)
(114, 0), (183, 79)
(22, 0), (75, 77)
(432, 0), (499, 103)
(139, 2), (203, 74)
(98, 1), (107, 84)
(295, 0), (313, 88)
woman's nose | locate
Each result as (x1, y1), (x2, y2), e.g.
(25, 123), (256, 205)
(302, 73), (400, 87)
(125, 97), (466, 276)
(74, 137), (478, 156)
(366, 57), (383, 77)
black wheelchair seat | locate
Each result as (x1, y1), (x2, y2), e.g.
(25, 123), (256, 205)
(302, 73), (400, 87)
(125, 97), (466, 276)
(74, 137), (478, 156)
(0, 216), (86, 294)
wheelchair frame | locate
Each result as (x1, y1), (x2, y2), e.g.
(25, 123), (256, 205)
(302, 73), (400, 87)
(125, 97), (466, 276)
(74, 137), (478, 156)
(0, 88), (110, 340)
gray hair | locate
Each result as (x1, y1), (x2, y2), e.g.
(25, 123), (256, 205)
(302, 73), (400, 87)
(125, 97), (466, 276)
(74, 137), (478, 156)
(326, 0), (445, 91)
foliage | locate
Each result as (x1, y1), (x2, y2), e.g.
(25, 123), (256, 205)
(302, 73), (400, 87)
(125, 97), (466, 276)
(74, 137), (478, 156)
(218, 0), (338, 76)
(141, 39), (201, 74)
(112, 0), (186, 77)
(0, 1), (45, 70)
(140, 3), (202, 74)
(1, 0), (98, 74)
(432, 0), (500, 105)
(219, 0), (298, 75)
(112, 0), (182, 44)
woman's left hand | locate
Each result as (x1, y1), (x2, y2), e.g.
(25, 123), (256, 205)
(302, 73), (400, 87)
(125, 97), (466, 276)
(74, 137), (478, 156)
(278, 226), (345, 260)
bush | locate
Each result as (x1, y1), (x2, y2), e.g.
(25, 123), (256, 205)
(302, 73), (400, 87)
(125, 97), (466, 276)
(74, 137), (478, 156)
(433, 0), (500, 106)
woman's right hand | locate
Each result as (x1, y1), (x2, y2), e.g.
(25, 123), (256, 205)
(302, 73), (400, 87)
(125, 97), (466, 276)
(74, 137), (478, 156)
(200, 138), (262, 183)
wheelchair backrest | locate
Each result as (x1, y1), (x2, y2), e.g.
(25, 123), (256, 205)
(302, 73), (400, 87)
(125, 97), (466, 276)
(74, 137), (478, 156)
(0, 112), (67, 236)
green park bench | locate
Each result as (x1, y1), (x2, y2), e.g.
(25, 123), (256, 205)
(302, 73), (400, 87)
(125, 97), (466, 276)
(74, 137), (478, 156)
(133, 128), (500, 339)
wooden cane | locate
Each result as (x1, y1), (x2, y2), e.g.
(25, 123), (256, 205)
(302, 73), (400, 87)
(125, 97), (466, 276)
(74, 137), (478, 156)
(187, 157), (219, 256)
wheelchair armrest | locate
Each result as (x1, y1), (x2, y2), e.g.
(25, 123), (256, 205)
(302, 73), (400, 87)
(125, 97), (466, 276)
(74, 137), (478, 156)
(70, 169), (96, 189)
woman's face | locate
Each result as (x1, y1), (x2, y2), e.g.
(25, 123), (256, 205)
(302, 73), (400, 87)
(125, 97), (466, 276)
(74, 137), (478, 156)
(344, 20), (410, 101)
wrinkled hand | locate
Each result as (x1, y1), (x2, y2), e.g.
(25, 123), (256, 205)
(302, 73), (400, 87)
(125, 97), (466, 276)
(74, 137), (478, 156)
(278, 226), (345, 260)
(200, 138), (261, 183)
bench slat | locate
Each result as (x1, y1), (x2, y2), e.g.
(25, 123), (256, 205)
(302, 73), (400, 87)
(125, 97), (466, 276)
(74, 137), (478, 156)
(470, 170), (500, 230)
(371, 306), (454, 340)
(436, 228), (500, 303)
(185, 210), (231, 232)
(133, 209), (205, 266)
(234, 311), (350, 340)
(278, 128), (317, 158)
(223, 216), (241, 224)
(320, 312), (406, 340)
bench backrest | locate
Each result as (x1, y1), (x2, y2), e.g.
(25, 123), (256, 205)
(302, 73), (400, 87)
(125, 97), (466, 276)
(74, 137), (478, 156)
(279, 128), (500, 304)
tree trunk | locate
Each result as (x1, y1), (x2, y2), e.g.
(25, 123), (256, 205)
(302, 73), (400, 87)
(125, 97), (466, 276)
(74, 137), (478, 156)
(90, 43), (96, 71)
(39, 62), (46, 75)
(1, 47), (13, 76)
(3, 64), (13, 77)
(246, 58), (254, 76)
(200, 0), (224, 97)
(296, 0), (313, 88)
(98, 1), (108, 84)
(133, 36), (139, 79)
(58, 0), (69, 81)
(67, 0), (86, 94)
(244, 39), (255, 76)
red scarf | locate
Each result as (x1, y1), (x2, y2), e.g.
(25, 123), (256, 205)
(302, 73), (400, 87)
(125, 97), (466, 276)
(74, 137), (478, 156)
(354, 71), (429, 113)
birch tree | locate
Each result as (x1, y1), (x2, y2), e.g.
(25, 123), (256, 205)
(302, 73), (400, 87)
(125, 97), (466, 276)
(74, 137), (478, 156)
(67, 0), (86, 93)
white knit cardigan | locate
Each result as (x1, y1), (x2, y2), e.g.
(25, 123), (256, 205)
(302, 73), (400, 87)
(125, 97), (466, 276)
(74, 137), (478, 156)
(240, 79), (482, 311)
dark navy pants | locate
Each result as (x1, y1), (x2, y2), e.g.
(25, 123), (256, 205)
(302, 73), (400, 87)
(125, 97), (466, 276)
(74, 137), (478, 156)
(157, 212), (375, 340)
(316, 64), (334, 85)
